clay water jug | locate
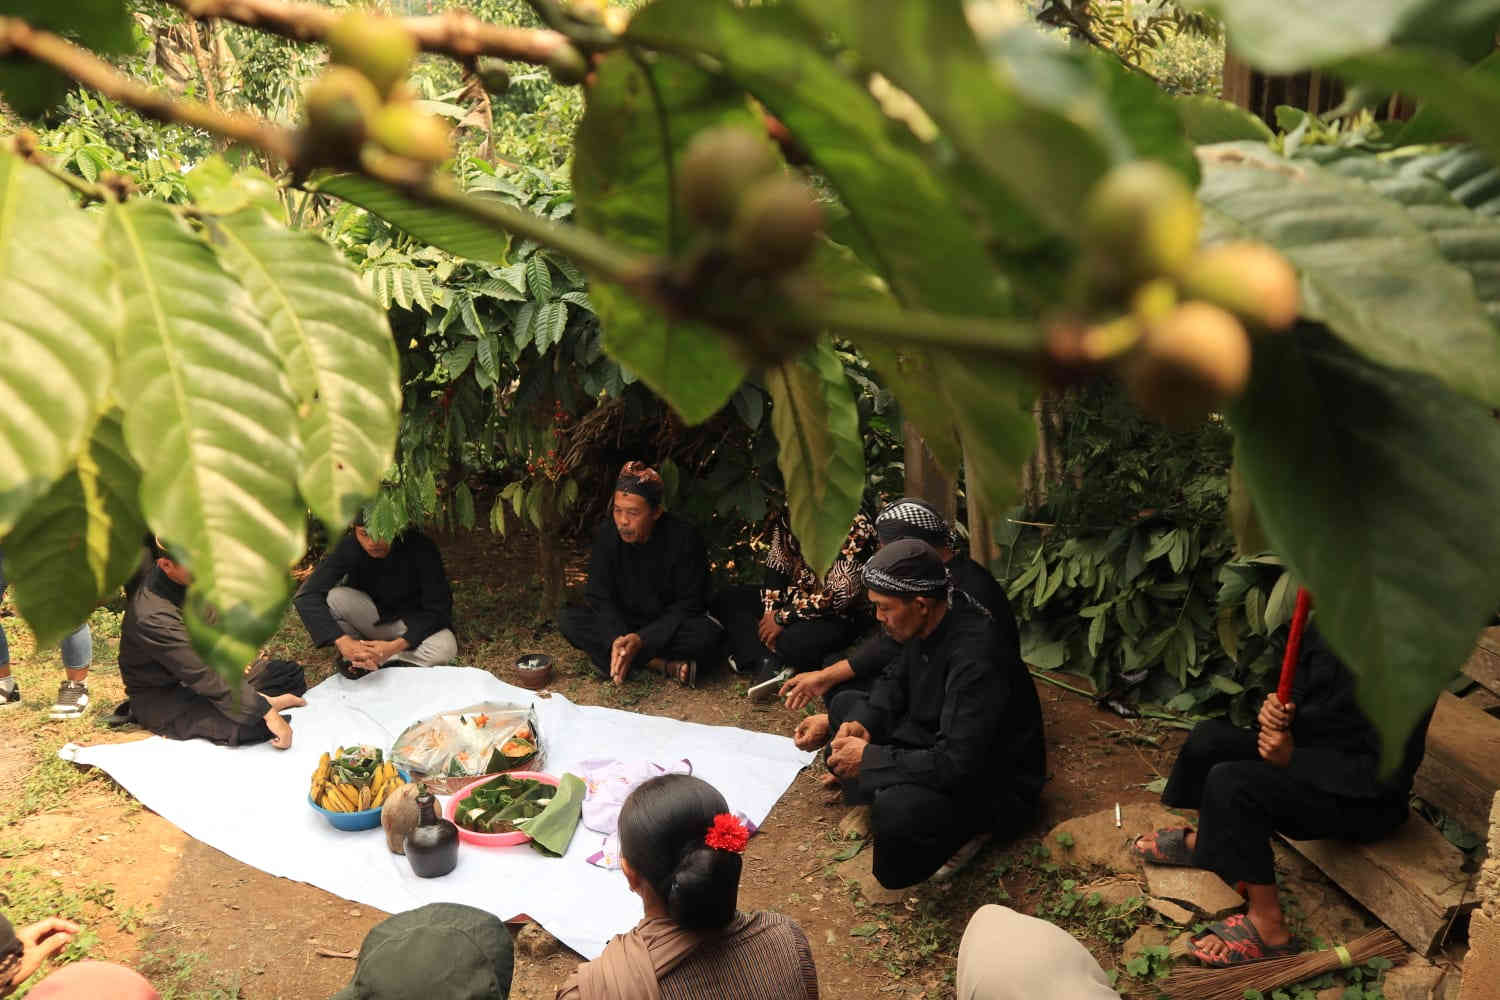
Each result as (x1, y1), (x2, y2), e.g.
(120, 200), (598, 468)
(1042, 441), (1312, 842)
(405, 791), (458, 877)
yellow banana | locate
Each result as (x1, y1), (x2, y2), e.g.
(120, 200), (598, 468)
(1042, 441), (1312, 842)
(359, 785), (372, 810)
(335, 784), (359, 811)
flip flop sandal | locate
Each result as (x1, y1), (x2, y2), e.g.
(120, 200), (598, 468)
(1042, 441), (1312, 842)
(666, 659), (697, 688)
(1131, 826), (1195, 866)
(1189, 913), (1300, 968)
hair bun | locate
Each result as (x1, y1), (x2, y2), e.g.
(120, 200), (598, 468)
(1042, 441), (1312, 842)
(666, 844), (739, 931)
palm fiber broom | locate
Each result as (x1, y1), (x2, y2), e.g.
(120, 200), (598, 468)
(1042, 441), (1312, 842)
(1158, 929), (1405, 1000)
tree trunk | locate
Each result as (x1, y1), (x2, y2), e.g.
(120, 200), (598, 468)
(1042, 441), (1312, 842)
(537, 528), (564, 623)
(902, 422), (956, 523)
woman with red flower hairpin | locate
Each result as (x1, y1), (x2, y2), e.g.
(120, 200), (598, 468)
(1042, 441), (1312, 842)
(556, 774), (819, 1000)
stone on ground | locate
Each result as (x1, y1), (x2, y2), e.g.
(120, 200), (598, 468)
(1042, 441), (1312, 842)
(1458, 791), (1500, 1000)
(515, 921), (561, 959)
(1046, 803), (1186, 874)
(1079, 875), (1144, 908)
(835, 843), (905, 905)
(1143, 865), (1243, 920)
(1145, 897), (1193, 925)
(1381, 957), (1447, 1000)
(1121, 925), (1174, 964)
(838, 805), (871, 841)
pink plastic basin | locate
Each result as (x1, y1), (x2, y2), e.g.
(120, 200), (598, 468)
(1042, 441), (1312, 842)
(445, 770), (559, 847)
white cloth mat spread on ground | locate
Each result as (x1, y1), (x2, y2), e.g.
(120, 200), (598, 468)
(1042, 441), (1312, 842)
(60, 667), (813, 959)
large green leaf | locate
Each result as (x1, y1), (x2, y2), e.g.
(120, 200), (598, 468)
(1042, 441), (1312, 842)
(107, 201), (306, 674)
(1393, 146), (1500, 217)
(766, 339), (865, 578)
(1197, 143), (1500, 408)
(3, 411), (145, 646)
(1174, 96), (1275, 145)
(311, 174), (509, 262)
(0, 151), (117, 537)
(571, 47), (749, 424)
(1230, 325), (1500, 762)
(1187, 0), (1500, 72)
(209, 209), (401, 530)
(0, 1), (135, 116)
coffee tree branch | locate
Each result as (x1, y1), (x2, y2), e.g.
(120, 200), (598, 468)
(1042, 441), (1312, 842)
(162, 0), (571, 65)
(0, 16), (299, 162)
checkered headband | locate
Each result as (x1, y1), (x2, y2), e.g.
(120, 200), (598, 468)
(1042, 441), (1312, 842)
(875, 498), (949, 549)
(861, 538), (950, 596)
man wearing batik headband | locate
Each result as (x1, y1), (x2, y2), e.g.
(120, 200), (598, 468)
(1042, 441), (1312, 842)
(819, 539), (1046, 889)
(780, 497), (1019, 716)
(559, 461), (721, 687)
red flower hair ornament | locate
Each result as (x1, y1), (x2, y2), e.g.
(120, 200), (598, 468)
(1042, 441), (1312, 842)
(704, 813), (750, 853)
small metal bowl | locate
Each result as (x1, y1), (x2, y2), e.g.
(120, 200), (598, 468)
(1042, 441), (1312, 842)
(513, 653), (553, 690)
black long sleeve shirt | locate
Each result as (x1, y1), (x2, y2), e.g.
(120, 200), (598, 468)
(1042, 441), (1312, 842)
(844, 599), (1046, 812)
(582, 513), (710, 659)
(847, 555), (1020, 679)
(294, 531), (453, 648)
(1279, 629), (1433, 801)
(118, 568), (269, 725)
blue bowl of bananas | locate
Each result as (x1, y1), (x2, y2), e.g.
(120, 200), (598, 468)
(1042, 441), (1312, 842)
(307, 745), (411, 831)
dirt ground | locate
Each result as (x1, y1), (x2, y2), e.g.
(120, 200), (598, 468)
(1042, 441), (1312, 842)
(0, 529), (1185, 999)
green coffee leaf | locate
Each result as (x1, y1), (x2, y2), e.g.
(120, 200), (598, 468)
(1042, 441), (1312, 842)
(312, 174), (509, 262)
(1174, 96), (1275, 144)
(1230, 326), (1500, 762)
(766, 339), (865, 577)
(1186, 0), (1500, 72)
(0, 151), (118, 537)
(1198, 143), (1500, 408)
(210, 209), (401, 531)
(3, 411), (146, 646)
(571, 48), (748, 424)
(108, 201), (306, 676)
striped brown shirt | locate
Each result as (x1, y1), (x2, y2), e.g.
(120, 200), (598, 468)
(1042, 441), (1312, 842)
(657, 911), (818, 1000)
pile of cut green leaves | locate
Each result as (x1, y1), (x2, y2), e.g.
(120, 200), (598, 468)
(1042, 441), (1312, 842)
(455, 775), (552, 834)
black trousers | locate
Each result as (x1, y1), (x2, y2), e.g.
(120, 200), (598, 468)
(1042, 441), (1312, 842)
(826, 689), (1034, 889)
(710, 585), (866, 674)
(557, 604), (722, 678)
(1162, 720), (1408, 887)
(129, 659), (307, 747)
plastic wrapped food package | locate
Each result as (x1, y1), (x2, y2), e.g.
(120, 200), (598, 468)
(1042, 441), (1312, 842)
(389, 702), (542, 791)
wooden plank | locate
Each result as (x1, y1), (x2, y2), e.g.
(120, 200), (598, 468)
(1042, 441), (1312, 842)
(1284, 818), (1475, 954)
(1222, 51), (1254, 112)
(1415, 691), (1500, 836)
(1465, 627), (1500, 696)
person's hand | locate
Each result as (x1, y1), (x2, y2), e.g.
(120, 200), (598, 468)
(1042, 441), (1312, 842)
(827, 735), (867, 780)
(781, 668), (832, 711)
(610, 633), (643, 685)
(370, 638), (409, 665)
(793, 713), (831, 751)
(264, 708), (294, 750)
(834, 720), (870, 743)
(1257, 726), (1293, 767)
(11, 918), (79, 985)
(335, 634), (380, 671)
(1258, 694), (1296, 732)
(757, 612), (784, 651)
(263, 692), (306, 713)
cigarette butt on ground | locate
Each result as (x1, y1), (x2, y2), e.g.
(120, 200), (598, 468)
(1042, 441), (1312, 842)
(1114, 802), (1121, 828)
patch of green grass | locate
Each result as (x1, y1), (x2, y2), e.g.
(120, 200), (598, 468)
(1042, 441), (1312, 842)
(0, 865), (119, 997)
(136, 945), (245, 1000)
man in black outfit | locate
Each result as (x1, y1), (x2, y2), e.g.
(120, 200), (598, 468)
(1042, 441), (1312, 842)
(295, 513), (456, 674)
(781, 497), (1019, 718)
(558, 461), (720, 687)
(821, 540), (1046, 889)
(119, 540), (307, 747)
(1133, 625), (1434, 967)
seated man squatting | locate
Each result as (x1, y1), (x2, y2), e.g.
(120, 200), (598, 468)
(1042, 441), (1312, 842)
(294, 511), (457, 675)
(559, 462), (721, 687)
(1133, 622), (1435, 967)
(817, 540), (1046, 889)
(711, 510), (877, 697)
(119, 539), (307, 748)
(782, 497), (1019, 715)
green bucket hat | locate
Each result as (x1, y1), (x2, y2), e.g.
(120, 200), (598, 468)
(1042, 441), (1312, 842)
(331, 903), (514, 1000)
